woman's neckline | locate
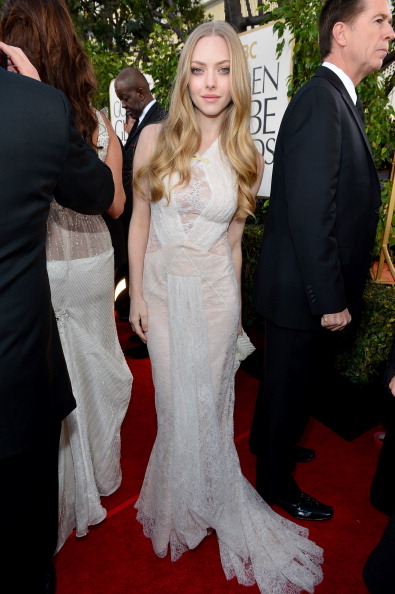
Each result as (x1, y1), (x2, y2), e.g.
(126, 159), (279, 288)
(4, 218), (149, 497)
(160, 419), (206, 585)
(194, 136), (219, 159)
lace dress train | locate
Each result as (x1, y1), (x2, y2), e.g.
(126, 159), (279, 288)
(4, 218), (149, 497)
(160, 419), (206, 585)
(135, 139), (323, 593)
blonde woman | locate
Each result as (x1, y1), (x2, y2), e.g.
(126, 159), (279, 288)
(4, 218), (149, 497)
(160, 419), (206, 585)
(129, 21), (323, 593)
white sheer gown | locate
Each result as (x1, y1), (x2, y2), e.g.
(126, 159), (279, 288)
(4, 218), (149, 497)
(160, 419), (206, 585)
(135, 139), (324, 593)
(46, 111), (133, 553)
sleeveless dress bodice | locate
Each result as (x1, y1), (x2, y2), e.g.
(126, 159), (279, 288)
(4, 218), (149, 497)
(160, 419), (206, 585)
(146, 138), (237, 254)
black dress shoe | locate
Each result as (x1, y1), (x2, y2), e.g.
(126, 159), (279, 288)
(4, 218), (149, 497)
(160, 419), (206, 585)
(128, 334), (141, 344)
(124, 344), (149, 359)
(276, 491), (333, 521)
(294, 445), (315, 463)
(116, 312), (130, 322)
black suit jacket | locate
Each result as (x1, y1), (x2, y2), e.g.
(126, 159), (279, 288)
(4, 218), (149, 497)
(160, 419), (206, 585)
(255, 66), (381, 331)
(121, 101), (166, 231)
(0, 69), (114, 459)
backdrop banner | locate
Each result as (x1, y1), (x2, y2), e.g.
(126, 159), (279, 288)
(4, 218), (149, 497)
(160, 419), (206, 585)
(240, 22), (293, 197)
(109, 80), (127, 144)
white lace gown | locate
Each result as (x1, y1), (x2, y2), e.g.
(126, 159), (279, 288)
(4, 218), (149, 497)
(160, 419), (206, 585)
(46, 112), (133, 553)
(135, 139), (323, 593)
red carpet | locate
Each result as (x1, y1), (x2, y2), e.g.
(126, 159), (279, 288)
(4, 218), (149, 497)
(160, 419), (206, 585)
(53, 318), (388, 593)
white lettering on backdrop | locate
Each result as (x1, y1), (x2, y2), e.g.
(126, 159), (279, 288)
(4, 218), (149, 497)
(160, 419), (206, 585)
(240, 22), (293, 197)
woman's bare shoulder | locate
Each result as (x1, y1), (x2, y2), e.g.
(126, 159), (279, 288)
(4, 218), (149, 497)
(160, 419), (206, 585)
(139, 122), (162, 143)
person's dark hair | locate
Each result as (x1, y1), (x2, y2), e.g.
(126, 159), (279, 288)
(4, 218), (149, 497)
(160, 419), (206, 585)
(116, 67), (151, 95)
(0, 0), (97, 145)
(319, 0), (366, 61)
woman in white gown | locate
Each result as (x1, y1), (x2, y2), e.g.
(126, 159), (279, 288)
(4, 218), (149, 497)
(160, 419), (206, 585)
(0, 0), (133, 553)
(129, 21), (323, 594)
(47, 109), (133, 552)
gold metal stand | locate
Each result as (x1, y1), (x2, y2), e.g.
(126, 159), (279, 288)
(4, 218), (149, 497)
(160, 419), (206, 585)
(372, 158), (395, 284)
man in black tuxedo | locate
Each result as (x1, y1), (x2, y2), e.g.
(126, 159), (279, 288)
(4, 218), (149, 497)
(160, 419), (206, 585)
(0, 43), (114, 592)
(114, 67), (166, 331)
(114, 67), (166, 219)
(251, 0), (394, 521)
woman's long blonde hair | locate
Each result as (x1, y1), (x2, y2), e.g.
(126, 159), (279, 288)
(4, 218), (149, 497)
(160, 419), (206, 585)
(135, 21), (260, 219)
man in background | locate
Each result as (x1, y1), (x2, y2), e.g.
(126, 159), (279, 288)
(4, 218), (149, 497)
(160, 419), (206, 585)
(114, 67), (166, 339)
(251, 0), (394, 521)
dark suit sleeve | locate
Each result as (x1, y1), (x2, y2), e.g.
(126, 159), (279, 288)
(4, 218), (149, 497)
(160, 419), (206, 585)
(53, 99), (114, 214)
(282, 85), (346, 315)
(385, 333), (395, 388)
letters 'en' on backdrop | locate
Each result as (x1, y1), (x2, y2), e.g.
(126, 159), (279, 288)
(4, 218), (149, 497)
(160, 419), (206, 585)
(239, 22), (293, 198)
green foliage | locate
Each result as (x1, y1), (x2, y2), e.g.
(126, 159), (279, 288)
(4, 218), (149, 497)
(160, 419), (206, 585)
(68, 0), (148, 53)
(241, 223), (264, 327)
(84, 42), (129, 111)
(135, 23), (183, 109)
(362, 73), (395, 171)
(266, 1), (321, 96)
(132, 3), (208, 108)
(67, 0), (205, 53)
(69, 0), (207, 112)
(243, 199), (268, 329)
(335, 280), (395, 384)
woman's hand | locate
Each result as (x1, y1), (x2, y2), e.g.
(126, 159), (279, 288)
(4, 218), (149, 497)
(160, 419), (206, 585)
(237, 317), (243, 336)
(0, 42), (40, 80)
(129, 295), (148, 343)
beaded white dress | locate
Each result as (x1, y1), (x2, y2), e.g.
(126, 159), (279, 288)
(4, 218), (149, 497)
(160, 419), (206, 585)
(46, 111), (132, 552)
(135, 138), (323, 593)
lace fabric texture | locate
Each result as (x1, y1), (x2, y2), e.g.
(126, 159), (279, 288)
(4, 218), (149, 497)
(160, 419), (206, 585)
(46, 110), (133, 552)
(135, 139), (323, 593)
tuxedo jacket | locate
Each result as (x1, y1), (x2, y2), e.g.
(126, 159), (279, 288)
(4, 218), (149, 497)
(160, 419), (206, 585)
(0, 68), (114, 459)
(255, 66), (381, 331)
(121, 101), (166, 229)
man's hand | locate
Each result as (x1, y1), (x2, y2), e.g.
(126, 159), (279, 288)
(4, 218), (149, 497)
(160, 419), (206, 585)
(321, 308), (351, 331)
(0, 42), (40, 80)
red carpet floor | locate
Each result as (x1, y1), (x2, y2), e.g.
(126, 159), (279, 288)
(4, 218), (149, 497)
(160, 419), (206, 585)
(53, 318), (389, 593)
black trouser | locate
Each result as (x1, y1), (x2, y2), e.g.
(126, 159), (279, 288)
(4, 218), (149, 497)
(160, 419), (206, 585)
(370, 390), (395, 515)
(363, 507), (395, 594)
(0, 422), (61, 592)
(250, 319), (317, 502)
